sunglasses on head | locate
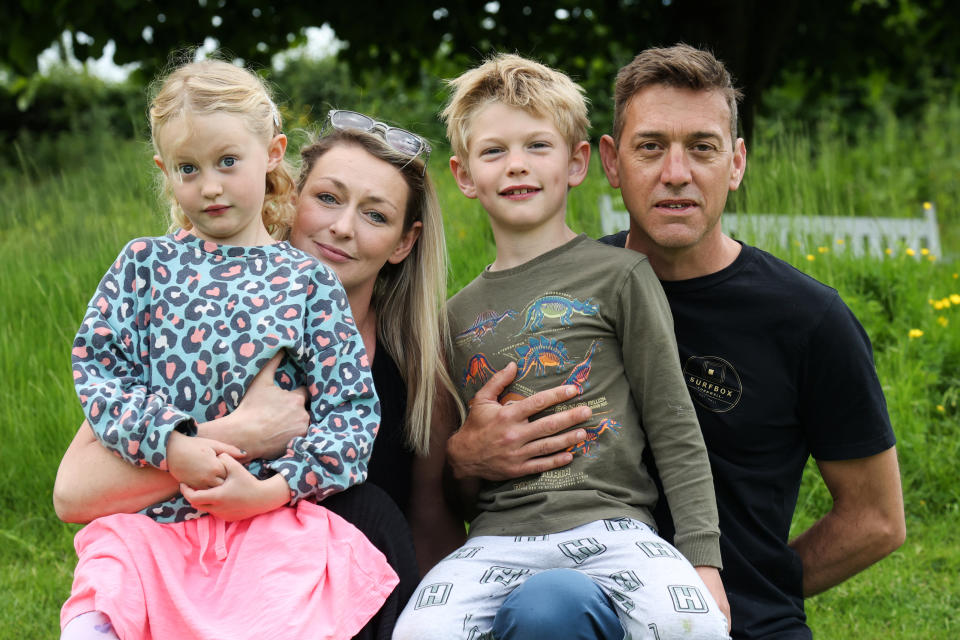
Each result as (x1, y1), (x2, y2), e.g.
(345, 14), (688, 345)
(325, 109), (431, 173)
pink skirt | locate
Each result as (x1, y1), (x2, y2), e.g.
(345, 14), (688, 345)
(61, 501), (398, 639)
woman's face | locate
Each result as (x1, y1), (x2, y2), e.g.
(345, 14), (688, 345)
(291, 144), (421, 297)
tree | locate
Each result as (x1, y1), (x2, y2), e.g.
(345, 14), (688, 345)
(4, 1), (957, 139)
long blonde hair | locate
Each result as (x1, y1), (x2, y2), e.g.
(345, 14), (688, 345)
(149, 59), (296, 237)
(297, 129), (461, 455)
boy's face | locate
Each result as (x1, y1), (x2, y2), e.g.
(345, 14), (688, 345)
(450, 103), (589, 235)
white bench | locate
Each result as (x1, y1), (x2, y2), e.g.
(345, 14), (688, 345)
(598, 194), (942, 259)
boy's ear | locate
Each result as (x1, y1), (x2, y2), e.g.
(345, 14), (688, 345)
(449, 156), (477, 199)
(266, 134), (288, 171)
(567, 141), (591, 188)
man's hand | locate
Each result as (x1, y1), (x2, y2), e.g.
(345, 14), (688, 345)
(166, 432), (244, 489)
(446, 361), (592, 481)
(181, 454), (290, 521)
(202, 352), (310, 460)
(696, 565), (731, 632)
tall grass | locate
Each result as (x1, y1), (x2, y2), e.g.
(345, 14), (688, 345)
(2, 102), (959, 637)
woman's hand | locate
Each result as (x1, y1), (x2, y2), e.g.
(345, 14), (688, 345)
(203, 352), (310, 460)
(180, 455), (290, 522)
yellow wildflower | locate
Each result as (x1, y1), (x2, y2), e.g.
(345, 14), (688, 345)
(835, 238), (845, 245)
(906, 248), (916, 256)
(885, 248), (893, 256)
(908, 329), (924, 339)
(924, 202), (933, 210)
(817, 246), (829, 254)
(937, 316), (948, 327)
(934, 300), (945, 310)
(928, 255), (937, 262)
(937, 405), (946, 413)
(950, 294), (960, 305)
(943, 298), (953, 308)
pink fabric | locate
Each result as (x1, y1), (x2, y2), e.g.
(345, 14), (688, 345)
(62, 501), (398, 640)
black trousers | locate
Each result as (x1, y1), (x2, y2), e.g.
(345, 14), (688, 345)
(322, 482), (419, 640)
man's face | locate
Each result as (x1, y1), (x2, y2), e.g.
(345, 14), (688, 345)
(599, 85), (745, 255)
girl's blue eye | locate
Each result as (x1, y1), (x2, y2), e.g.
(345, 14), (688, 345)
(220, 156), (237, 168)
(178, 164), (197, 175)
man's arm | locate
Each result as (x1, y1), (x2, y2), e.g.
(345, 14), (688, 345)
(789, 446), (905, 597)
(408, 386), (468, 575)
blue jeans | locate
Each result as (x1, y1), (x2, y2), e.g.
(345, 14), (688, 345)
(492, 569), (623, 640)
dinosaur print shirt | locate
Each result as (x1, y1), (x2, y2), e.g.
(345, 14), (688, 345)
(72, 230), (380, 523)
(447, 234), (721, 567)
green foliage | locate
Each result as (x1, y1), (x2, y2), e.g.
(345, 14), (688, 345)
(0, 66), (146, 175)
(730, 96), (960, 258)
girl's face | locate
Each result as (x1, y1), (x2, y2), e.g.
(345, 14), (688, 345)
(291, 144), (422, 298)
(154, 112), (286, 246)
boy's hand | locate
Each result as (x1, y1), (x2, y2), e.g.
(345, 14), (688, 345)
(695, 566), (731, 632)
(166, 432), (243, 489)
(446, 361), (592, 481)
(180, 455), (290, 522)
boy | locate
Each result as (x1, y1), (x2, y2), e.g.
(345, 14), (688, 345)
(393, 54), (729, 639)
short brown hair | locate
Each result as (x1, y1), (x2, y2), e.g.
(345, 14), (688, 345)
(613, 44), (742, 144)
(441, 53), (589, 161)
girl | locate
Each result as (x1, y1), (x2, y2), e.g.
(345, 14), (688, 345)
(62, 61), (396, 639)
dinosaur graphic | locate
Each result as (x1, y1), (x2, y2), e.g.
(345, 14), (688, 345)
(462, 353), (498, 387)
(517, 295), (598, 333)
(455, 309), (518, 343)
(515, 336), (572, 380)
(563, 340), (601, 394)
(565, 418), (623, 457)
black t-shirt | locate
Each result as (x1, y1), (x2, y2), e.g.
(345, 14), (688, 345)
(601, 232), (895, 640)
(365, 348), (414, 514)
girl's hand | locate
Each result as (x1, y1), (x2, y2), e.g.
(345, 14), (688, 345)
(180, 454), (290, 522)
(203, 352), (310, 460)
(167, 432), (243, 489)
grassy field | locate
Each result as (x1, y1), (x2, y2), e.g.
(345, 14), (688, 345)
(2, 107), (959, 637)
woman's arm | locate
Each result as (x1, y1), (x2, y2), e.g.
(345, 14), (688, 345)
(53, 421), (179, 523)
(53, 354), (310, 523)
(408, 387), (468, 575)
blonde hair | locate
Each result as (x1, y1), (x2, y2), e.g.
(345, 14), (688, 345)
(296, 129), (462, 455)
(441, 53), (590, 161)
(613, 44), (742, 145)
(149, 59), (296, 237)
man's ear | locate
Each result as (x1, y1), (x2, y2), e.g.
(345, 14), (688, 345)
(567, 141), (591, 188)
(449, 156), (477, 199)
(266, 134), (288, 171)
(387, 221), (423, 265)
(598, 135), (620, 188)
(729, 138), (747, 192)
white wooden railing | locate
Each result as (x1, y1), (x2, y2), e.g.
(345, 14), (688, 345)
(598, 195), (942, 259)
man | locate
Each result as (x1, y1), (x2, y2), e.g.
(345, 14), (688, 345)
(446, 44), (905, 639)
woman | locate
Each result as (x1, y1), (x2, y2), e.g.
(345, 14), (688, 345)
(54, 112), (466, 639)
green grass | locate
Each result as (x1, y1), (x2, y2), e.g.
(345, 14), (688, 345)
(3, 104), (960, 637)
